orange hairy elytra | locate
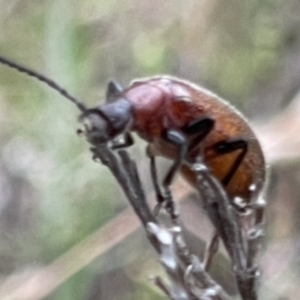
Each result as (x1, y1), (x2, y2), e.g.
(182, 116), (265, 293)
(123, 76), (265, 202)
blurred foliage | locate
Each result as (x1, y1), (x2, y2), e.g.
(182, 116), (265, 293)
(0, 0), (299, 299)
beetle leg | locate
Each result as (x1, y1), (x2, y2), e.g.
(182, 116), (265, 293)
(200, 139), (247, 270)
(213, 138), (248, 187)
(212, 138), (248, 215)
(185, 123), (246, 269)
(203, 139), (249, 271)
(183, 117), (215, 151)
(149, 130), (188, 219)
(147, 153), (166, 216)
(163, 130), (189, 219)
(151, 117), (215, 219)
(163, 130), (188, 186)
(111, 132), (134, 149)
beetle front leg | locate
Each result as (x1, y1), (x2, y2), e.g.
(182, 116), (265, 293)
(146, 146), (165, 211)
(147, 130), (188, 220)
(162, 130), (189, 219)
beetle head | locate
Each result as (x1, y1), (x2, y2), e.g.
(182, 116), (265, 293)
(80, 81), (133, 145)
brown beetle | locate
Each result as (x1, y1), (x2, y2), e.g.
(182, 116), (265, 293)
(83, 76), (265, 213)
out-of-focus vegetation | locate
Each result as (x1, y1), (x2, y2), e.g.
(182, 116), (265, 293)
(0, 1), (299, 299)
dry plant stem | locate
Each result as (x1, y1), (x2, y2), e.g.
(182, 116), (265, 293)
(192, 162), (260, 300)
(203, 232), (219, 270)
(246, 208), (265, 282)
(148, 222), (231, 300)
(90, 142), (231, 300)
(91, 145), (155, 226)
(170, 231), (232, 300)
(186, 255), (232, 300)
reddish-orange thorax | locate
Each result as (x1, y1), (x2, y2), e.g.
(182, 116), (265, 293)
(123, 76), (265, 202)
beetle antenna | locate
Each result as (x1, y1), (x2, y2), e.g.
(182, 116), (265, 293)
(0, 55), (87, 112)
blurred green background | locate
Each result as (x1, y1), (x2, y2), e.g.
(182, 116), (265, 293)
(0, 1), (300, 299)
